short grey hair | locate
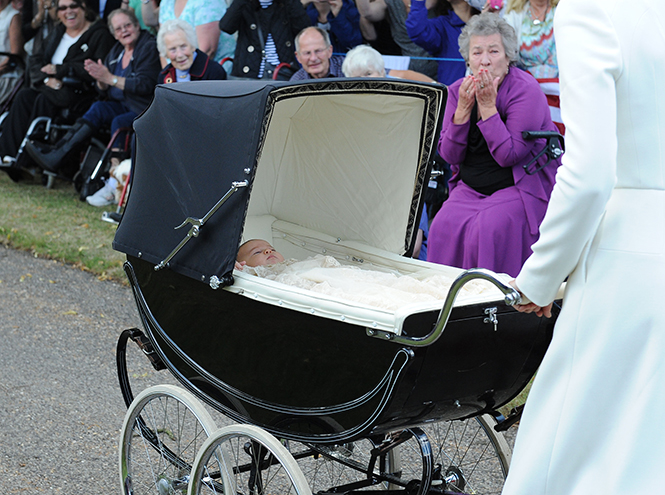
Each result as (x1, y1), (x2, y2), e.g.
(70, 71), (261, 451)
(458, 12), (519, 65)
(342, 45), (386, 77)
(107, 8), (139, 35)
(157, 19), (198, 58)
(294, 27), (331, 53)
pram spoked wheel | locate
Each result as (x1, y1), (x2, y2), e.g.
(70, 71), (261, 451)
(280, 415), (509, 495)
(187, 424), (311, 495)
(119, 384), (217, 495)
(399, 415), (510, 495)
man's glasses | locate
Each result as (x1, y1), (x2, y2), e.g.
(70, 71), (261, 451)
(298, 48), (328, 58)
(57, 3), (81, 11)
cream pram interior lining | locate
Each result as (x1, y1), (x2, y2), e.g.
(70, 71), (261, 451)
(244, 255), (493, 312)
(231, 216), (509, 334)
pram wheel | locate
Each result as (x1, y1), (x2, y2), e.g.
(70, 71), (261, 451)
(188, 424), (311, 495)
(119, 384), (217, 495)
(280, 415), (509, 495)
(398, 415), (510, 495)
(284, 437), (400, 494)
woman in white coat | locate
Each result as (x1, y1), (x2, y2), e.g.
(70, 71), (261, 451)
(504, 0), (665, 493)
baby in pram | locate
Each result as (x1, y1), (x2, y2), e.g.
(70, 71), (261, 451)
(235, 239), (493, 311)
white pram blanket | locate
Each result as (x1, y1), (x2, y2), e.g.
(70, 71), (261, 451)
(243, 255), (492, 311)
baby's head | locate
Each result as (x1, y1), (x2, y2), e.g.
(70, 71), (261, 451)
(237, 239), (285, 267)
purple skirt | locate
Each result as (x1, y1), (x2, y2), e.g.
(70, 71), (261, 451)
(427, 182), (539, 277)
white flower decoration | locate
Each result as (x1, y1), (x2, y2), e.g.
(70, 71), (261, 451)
(81, 44), (89, 52)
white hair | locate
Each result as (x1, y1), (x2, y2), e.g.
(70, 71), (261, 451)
(157, 19), (198, 58)
(341, 45), (386, 78)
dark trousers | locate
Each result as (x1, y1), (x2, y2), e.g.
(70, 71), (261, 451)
(0, 87), (61, 158)
(81, 100), (136, 148)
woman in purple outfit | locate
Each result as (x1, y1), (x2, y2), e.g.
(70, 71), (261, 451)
(427, 12), (559, 277)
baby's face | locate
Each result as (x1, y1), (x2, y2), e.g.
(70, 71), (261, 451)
(237, 240), (285, 267)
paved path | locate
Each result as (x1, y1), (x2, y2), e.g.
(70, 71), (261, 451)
(0, 246), (176, 493)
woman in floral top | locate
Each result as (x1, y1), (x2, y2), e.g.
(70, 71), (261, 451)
(499, 0), (562, 132)
(501, 0), (558, 78)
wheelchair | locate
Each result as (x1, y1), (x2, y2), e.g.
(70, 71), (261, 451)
(9, 73), (132, 197)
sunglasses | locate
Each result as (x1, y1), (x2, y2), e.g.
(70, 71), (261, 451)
(57, 3), (81, 11)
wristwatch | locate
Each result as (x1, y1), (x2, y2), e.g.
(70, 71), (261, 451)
(112, 76), (118, 86)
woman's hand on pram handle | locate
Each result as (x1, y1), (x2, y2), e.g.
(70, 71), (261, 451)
(509, 280), (553, 318)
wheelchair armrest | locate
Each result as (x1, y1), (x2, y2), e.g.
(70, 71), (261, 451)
(522, 130), (563, 141)
(521, 130), (565, 175)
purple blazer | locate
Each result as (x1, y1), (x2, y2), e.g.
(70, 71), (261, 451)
(438, 67), (561, 236)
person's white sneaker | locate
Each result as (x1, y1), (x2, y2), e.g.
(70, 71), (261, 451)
(2, 155), (16, 164)
(86, 180), (117, 207)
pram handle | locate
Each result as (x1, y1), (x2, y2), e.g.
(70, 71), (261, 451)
(371, 268), (521, 347)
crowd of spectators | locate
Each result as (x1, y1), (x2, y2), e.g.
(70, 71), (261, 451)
(0, 0), (560, 273)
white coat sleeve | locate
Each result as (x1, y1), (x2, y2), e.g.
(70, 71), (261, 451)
(514, 0), (622, 306)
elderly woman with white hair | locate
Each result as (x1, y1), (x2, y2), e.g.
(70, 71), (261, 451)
(341, 44), (434, 82)
(157, 19), (227, 84)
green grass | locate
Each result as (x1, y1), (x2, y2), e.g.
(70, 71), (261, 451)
(0, 171), (126, 282)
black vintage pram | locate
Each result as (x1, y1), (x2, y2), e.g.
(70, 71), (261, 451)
(114, 79), (560, 495)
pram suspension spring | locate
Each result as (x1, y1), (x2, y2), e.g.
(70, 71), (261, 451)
(155, 180), (249, 271)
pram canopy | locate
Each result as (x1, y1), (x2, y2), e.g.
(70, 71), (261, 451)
(113, 79), (445, 285)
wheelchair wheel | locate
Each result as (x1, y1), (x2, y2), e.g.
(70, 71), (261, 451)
(188, 424), (311, 495)
(119, 384), (217, 495)
(395, 414), (511, 495)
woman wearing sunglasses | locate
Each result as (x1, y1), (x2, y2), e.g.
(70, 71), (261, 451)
(0, 0), (114, 180)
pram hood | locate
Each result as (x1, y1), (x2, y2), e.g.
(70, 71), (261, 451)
(114, 79), (445, 285)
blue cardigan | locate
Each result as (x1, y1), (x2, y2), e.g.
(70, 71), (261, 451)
(405, 2), (467, 85)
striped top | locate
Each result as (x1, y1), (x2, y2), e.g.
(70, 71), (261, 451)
(258, 0), (281, 77)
